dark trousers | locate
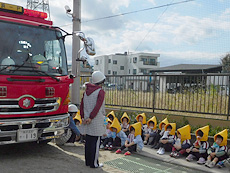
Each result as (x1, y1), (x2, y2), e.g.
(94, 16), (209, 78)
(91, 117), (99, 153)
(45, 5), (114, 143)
(85, 135), (101, 168)
(159, 143), (173, 152)
(190, 151), (208, 160)
(67, 129), (76, 143)
(120, 143), (137, 153)
(103, 137), (121, 147)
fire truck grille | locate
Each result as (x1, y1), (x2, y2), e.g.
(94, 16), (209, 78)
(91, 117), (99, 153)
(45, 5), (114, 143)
(0, 98), (60, 115)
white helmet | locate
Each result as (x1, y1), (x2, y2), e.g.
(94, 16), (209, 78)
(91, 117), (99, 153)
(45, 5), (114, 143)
(1, 57), (15, 70)
(92, 71), (106, 84)
(68, 104), (78, 113)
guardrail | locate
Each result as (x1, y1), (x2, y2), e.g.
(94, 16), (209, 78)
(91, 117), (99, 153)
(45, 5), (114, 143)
(80, 74), (230, 120)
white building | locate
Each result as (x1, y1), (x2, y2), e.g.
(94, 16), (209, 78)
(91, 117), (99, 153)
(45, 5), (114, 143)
(94, 52), (160, 90)
(94, 52), (160, 75)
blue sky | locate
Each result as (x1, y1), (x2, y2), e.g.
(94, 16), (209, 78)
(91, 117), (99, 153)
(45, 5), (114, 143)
(3, 0), (230, 67)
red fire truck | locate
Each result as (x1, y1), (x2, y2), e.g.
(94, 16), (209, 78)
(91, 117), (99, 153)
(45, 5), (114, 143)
(0, 2), (74, 145)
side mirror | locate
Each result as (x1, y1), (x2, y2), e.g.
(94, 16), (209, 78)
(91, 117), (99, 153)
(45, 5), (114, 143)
(75, 32), (96, 56)
(84, 37), (96, 56)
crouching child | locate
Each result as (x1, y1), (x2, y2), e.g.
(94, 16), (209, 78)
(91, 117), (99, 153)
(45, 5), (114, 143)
(205, 129), (228, 168)
(186, 125), (209, 164)
(116, 122), (144, 156)
(157, 123), (176, 155)
(170, 125), (191, 158)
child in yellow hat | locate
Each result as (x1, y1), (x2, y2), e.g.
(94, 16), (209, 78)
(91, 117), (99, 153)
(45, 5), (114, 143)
(170, 125), (191, 158)
(157, 123), (176, 155)
(105, 118), (127, 150)
(205, 129), (228, 168)
(100, 118), (113, 149)
(136, 113), (148, 140)
(186, 125), (210, 164)
(115, 122), (144, 156)
(120, 112), (130, 136)
(152, 118), (169, 149)
(144, 116), (158, 145)
(106, 111), (116, 121)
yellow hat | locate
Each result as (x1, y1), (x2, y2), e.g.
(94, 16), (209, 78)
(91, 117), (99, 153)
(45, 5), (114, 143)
(214, 129), (228, 146)
(147, 116), (157, 130)
(130, 122), (142, 137)
(73, 111), (82, 124)
(136, 113), (146, 124)
(165, 123), (176, 135)
(195, 125), (209, 141)
(120, 112), (130, 124)
(106, 118), (112, 124)
(109, 117), (121, 133)
(177, 125), (191, 142)
(159, 118), (169, 130)
(106, 111), (116, 121)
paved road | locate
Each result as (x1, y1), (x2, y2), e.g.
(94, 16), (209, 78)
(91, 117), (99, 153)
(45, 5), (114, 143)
(0, 142), (123, 173)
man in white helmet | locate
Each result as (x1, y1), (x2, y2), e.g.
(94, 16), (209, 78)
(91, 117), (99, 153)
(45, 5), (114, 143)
(64, 104), (81, 146)
(80, 71), (106, 168)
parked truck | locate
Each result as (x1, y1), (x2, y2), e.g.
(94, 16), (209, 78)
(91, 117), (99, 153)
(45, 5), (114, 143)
(0, 2), (76, 145)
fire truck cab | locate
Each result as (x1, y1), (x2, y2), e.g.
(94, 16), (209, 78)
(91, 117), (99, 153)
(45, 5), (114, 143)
(0, 2), (73, 145)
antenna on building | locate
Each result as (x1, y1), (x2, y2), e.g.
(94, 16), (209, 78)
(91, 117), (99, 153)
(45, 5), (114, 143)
(26, 0), (51, 20)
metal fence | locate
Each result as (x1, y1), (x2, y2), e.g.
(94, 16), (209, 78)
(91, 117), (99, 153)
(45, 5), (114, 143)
(80, 74), (230, 120)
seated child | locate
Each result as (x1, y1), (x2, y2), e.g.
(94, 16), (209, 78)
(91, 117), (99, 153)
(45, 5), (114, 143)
(115, 122), (144, 156)
(120, 112), (130, 136)
(157, 123), (176, 155)
(101, 118), (112, 149)
(186, 125), (210, 164)
(216, 148), (230, 169)
(106, 111), (116, 121)
(205, 129), (228, 168)
(136, 113), (148, 141)
(170, 125), (191, 158)
(144, 116), (158, 145)
(152, 118), (169, 149)
(104, 117), (127, 150)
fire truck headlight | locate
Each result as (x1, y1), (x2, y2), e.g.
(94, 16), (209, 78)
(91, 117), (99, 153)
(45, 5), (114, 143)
(52, 117), (69, 128)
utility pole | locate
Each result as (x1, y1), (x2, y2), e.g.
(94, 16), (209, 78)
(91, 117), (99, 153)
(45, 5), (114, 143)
(71, 0), (81, 106)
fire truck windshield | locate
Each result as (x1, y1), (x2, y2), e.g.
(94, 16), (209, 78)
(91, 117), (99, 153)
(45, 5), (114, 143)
(0, 21), (68, 76)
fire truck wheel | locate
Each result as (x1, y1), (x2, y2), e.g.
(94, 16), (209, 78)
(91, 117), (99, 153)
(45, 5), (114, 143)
(54, 128), (72, 146)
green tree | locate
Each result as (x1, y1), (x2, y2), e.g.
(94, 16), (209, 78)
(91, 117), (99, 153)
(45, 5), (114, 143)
(221, 53), (230, 72)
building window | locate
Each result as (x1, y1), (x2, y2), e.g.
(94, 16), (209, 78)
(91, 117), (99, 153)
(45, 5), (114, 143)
(95, 60), (99, 65)
(133, 69), (137, 75)
(140, 69), (148, 74)
(129, 69), (130, 74)
(113, 60), (117, 64)
(133, 57), (137, 63)
(149, 58), (156, 65)
(130, 58), (131, 63)
(108, 70), (111, 74)
(120, 66), (124, 70)
(113, 71), (117, 75)
(108, 59), (111, 63)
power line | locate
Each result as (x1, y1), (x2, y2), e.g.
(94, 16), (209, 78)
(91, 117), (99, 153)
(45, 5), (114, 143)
(135, 0), (175, 51)
(59, 0), (195, 27)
